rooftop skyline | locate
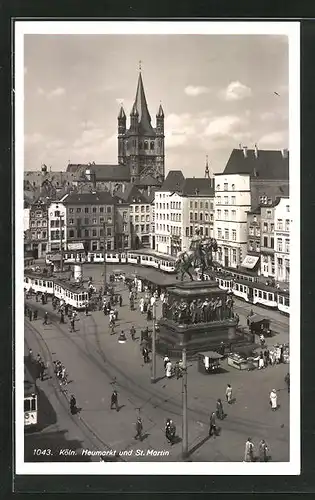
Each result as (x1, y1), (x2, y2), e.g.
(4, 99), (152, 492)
(24, 33), (289, 177)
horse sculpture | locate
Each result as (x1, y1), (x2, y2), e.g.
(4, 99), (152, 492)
(175, 232), (218, 281)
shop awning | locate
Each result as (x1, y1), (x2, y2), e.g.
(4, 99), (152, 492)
(241, 255), (259, 269)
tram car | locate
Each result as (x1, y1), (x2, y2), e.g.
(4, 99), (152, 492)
(24, 272), (89, 310)
(24, 363), (38, 428)
(85, 249), (176, 273)
(277, 289), (290, 315)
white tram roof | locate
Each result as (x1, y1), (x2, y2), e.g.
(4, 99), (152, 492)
(128, 249), (175, 261)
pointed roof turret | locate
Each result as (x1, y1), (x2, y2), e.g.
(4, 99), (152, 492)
(205, 155), (210, 179)
(131, 70), (154, 134)
(130, 101), (139, 116)
(118, 106), (126, 119)
(157, 103), (164, 118)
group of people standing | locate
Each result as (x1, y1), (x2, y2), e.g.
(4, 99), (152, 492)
(163, 294), (235, 325)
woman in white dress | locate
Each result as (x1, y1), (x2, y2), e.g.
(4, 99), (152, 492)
(166, 361), (172, 378)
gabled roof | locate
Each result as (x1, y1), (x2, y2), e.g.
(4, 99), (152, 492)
(223, 149), (289, 180)
(66, 164), (130, 181)
(158, 170), (185, 192)
(181, 178), (214, 197)
(130, 72), (155, 135)
(63, 191), (116, 205)
(115, 184), (150, 204)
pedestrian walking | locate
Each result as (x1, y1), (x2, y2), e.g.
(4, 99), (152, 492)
(165, 418), (176, 445)
(225, 384), (233, 404)
(119, 295), (122, 307)
(110, 390), (119, 411)
(174, 361), (182, 379)
(142, 347), (149, 363)
(244, 438), (254, 462)
(60, 311), (65, 324)
(85, 302), (89, 316)
(166, 360), (172, 378)
(258, 439), (269, 462)
(134, 417), (143, 441)
(43, 312), (48, 325)
(39, 361), (45, 381)
(70, 317), (75, 332)
(33, 309), (38, 320)
(130, 325), (136, 341)
(28, 309), (33, 322)
(164, 355), (170, 370)
(28, 348), (33, 361)
(70, 395), (77, 415)
(269, 389), (278, 411)
(216, 398), (224, 420)
(258, 351), (265, 370)
(209, 411), (217, 437)
(284, 372), (290, 393)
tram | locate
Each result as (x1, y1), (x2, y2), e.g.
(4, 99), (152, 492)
(277, 289), (290, 315)
(24, 272), (89, 310)
(24, 364), (38, 428)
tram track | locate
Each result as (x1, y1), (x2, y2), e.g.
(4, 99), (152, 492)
(24, 319), (126, 461)
(25, 302), (288, 444)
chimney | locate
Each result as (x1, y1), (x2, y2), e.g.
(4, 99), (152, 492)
(147, 185), (151, 197)
(281, 148), (288, 158)
(243, 146), (248, 158)
(254, 143), (258, 159)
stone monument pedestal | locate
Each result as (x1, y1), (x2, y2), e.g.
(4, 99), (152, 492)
(157, 281), (246, 358)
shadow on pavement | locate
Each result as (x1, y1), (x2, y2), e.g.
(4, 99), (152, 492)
(24, 429), (91, 462)
(188, 434), (211, 457)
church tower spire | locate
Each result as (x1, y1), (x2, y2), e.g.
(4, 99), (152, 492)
(205, 155), (210, 179)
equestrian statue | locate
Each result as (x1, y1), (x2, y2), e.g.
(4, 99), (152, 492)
(175, 228), (218, 281)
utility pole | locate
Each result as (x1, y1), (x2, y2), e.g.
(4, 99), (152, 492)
(59, 214), (64, 272)
(103, 221), (107, 290)
(182, 347), (188, 459)
(150, 300), (156, 383)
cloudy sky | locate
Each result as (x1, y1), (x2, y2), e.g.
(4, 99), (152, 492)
(24, 34), (289, 176)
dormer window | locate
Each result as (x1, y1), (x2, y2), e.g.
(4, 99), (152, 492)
(144, 141), (148, 150)
(216, 184), (220, 191)
(150, 141), (154, 150)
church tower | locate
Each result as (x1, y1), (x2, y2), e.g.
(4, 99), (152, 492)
(117, 67), (165, 185)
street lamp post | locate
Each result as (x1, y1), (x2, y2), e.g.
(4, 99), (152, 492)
(182, 347), (188, 459)
(151, 300), (157, 384)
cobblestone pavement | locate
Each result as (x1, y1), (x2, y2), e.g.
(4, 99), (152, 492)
(24, 264), (290, 462)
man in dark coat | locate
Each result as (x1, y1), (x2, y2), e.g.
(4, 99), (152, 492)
(134, 417), (143, 441)
(110, 390), (119, 411)
(209, 411), (217, 437)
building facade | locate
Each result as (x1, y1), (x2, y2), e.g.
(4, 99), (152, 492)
(26, 200), (49, 258)
(214, 173), (251, 268)
(260, 203), (276, 278)
(153, 171), (215, 256)
(62, 192), (116, 253)
(274, 197), (290, 283)
(48, 201), (67, 253)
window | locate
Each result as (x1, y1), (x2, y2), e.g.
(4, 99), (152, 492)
(194, 213), (198, 221)
(93, 218), (97, 224)
(144, 141), (148, 150)
(141, 215), (145, 222)
(217, 209), (221, 219)
(186, 227), (189, 237)
(69, 229), (74, 238)
(232, 248), (237, 263)
(163, 203), (165, 209)
(84, 229), (89, 237)
(270, 237), (274, 249)
(216, 184), (220, 191)
(107, 228), (112, 237)
(285, 219), (290, 231)
(263, 222), (268, 232)
(232, 229), (236, 241)
(50, 220), (54, 228)
(224, 183), (228, 191)
(135, 206), (139, 213)
(69, 218), (74, 225)
(69, 208), (74, 213)
(146, 215), (150, 222)
(249, 240), (254, 251)
(190, 201), (193, 209)
(107, 206), (112, 213)
(231, 184), (235, 191)
(200, 213), (203, 221)
(278, 257), (283, 266)
(100, 207), (104, 213)
(285, 239), (290, 253)
(205, 213), (209, 221)
(256, 227), (260, 237)
(231, 210), (236, 220)
(224, 229), (229, 240)
(205, 202), (209, 210)
(55, 211), (60, 217)
(217, 196), (221, 205)
(277, 219), (283, 230)
(249, 227), (254, 236)
(266, 210), (272, 218)
(146, 224), (150, 232)
(141, 225), (145, 232)
(224, 210), (228, 220)
(200, 201), (203, 209)
(217, 228), (222, 238)
(92, 207), (97, 213)
(200, 226), (204, 236)
(263, 236), (268, 247)
(150, 141), (154, 150)
(231, 196), (236, 205)
(135, 224), (139, 232)
(92, 229), (97, 237)
(194, 202), (197, 209)
(76, 208), (81, 213)
(277, 238), (283, 252)
(85, 207), (89, 213)
(84, 218), (89, 225)
(286, 205), (290, 212)
(189, 211), (193, 221)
